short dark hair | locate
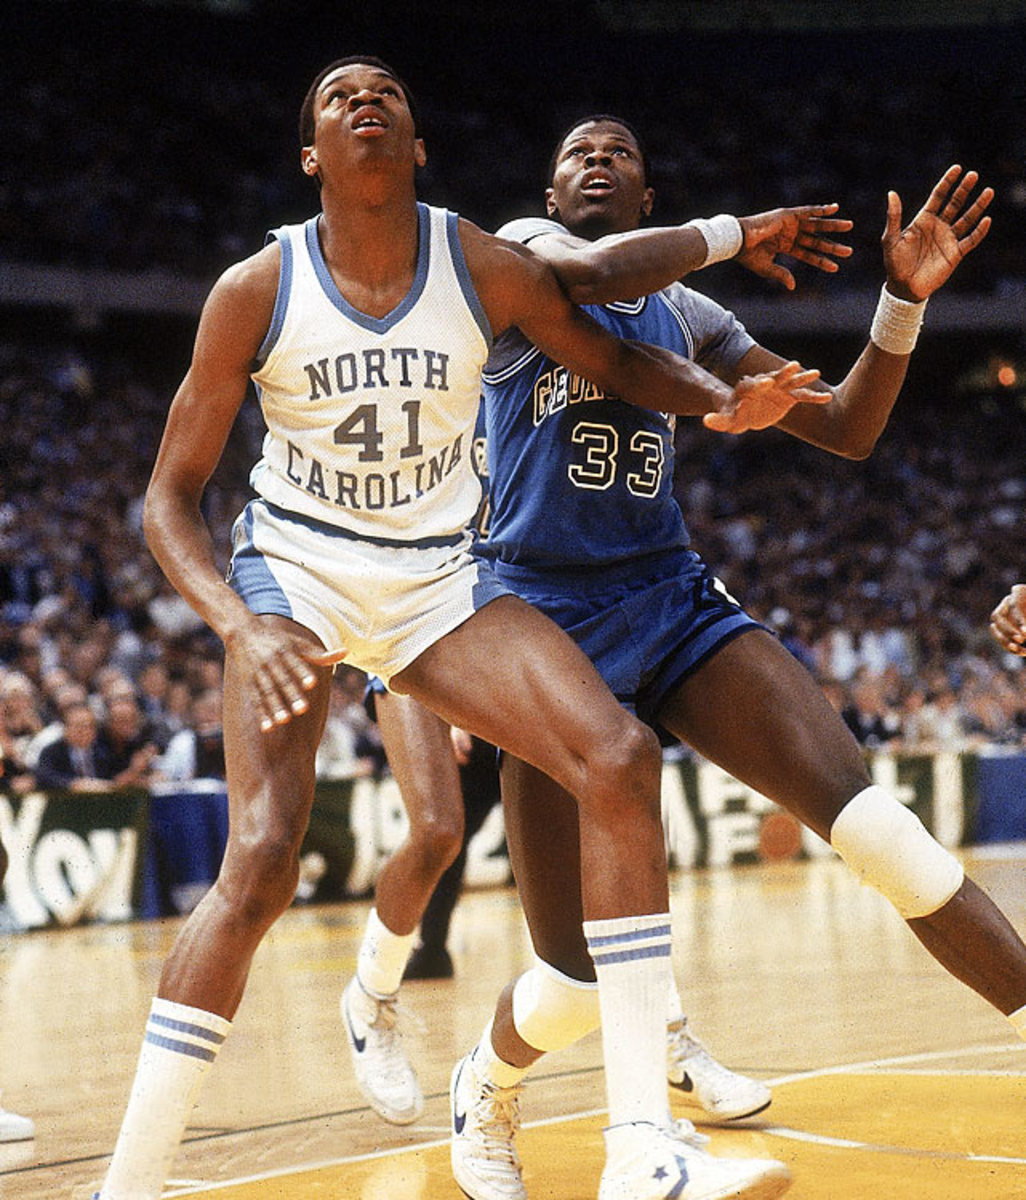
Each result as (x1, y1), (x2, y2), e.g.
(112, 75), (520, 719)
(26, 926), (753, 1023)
(547, 114), (648, 186)
(298, 55), (420, 149)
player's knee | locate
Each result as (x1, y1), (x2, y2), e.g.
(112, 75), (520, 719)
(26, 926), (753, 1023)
(585, 718), (661, 812)
(225, 823), (306, 924)
(511, 956), (601, 1053)
(408, 808), (464, 871)
(830, 785), (964, 919)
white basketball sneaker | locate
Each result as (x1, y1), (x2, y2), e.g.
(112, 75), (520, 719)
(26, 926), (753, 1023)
(598, 1121), (791, 1200)
(450, 1053), (527, 1200)
(0, 1101), (34, 1142)
(667, 1020), (771, 1121)
(341, 976), (423, 1125)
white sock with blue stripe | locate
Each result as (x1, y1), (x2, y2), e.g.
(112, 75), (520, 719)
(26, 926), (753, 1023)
(584, 912), (673, 1128)
(98, 997), (231, 1199)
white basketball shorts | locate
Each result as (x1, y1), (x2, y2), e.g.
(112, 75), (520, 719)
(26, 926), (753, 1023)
(226, 499), (509, 686)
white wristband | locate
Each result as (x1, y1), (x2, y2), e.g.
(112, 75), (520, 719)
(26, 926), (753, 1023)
(689, 214), (743, 266)
(869, 284), (928, 355)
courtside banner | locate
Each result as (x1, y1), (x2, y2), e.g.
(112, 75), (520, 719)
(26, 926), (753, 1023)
(660, 750), (974, 869)
(0, 791), (147, 930)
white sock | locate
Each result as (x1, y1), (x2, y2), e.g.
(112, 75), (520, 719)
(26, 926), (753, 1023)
(1009, 1003), (1026, 1042)
(470, 1019), (528, 1089)
(584, 912), (673, 1128)
(100, 998), (231, 1200)
(356, 907), (416, 998)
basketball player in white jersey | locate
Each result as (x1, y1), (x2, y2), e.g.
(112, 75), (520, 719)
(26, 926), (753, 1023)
(88, 57), (834, 1200)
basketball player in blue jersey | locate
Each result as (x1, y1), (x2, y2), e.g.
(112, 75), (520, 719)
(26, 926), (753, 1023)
(88, 59), (834, 1200)
(445, 115), (1026, 1200)
(344, 219), (865, 1132)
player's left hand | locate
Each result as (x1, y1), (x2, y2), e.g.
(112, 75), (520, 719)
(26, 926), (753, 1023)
(989, 584), (1026, 656)
(882, 165), (993, 301)
(704, 360), (829, 433)
(737, 204), (853, 290)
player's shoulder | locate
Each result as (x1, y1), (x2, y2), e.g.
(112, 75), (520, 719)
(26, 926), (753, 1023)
(458, 215), (548, 283)
(213, 239), (282, 307)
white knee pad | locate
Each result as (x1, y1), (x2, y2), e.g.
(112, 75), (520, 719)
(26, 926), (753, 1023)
(512, 957), (601, 1053)
(830, 785), (964, 919)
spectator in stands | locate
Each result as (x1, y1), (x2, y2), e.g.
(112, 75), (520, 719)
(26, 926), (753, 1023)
(136, 661), (179, 749)
(0, 672), (42, 765)
(22, 679), (90, 770)
(156, 689), (226, 782)
(97, 694), (160, 789)
(841, 670), (903, 748)
(34, 701), (113, 792)
(315, 672), (378, 782)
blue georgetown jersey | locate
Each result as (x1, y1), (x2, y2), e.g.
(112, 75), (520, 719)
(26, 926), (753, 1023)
(482, 217), (755, 585)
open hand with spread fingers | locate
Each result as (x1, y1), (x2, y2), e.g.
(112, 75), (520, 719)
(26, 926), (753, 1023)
(737, 203), (854, 290)
(990, 584), (1026, 657)
(704, 360), (829, 434)
(883, 165), (993, 301)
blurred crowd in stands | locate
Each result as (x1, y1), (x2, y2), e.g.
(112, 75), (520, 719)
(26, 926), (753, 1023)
(1, 332), (1024, 804)
(2, 9), (1024, 292)
(2, 6), (1025, 800)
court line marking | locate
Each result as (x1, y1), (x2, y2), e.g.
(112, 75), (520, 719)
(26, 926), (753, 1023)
(759, 1125), (1026, 1166)
(162, 1043), (1026, 1196)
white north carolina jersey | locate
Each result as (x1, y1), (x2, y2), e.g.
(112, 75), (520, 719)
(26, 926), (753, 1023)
(250, 203), (492, 546)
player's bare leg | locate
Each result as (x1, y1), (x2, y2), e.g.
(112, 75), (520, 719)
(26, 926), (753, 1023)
(95, 617), (334, 1200)
(659, 629), (1026, 1028)
(342, 694), (465, 1125)
(397, 597), (791, 1200)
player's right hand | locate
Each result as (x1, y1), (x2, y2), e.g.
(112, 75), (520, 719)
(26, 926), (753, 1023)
(704, 361), (828, 433)
(737, 204), (853, 290)
(226, 617), (343, 733)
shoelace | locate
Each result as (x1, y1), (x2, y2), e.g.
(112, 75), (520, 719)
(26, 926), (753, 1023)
(363, 996), (423, 1087)
(667, 1117), (709, 1149)
(472, 1080), (524, 1166)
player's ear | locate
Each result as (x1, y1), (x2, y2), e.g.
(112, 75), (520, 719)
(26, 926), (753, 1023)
(301, 146), (319, 178)
(640, 186), (654, 218)
(545, 188), (558, 217)
(414, 138), (427, 168)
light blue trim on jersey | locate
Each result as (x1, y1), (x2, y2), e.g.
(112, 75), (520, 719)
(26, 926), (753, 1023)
(254, 226), (295, 368)
(445, 210), (493, 348)
(258, 498), (468, 551)
(655, 291), (696, 359)
(226, 503), (294, 620)
(304, 204), (432, 333)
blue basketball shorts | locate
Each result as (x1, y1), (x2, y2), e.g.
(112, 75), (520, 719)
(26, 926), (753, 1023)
(494, 549), (764, 736)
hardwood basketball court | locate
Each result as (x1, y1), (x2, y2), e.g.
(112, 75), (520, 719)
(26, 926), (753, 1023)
(3, 848), (1025, 1198)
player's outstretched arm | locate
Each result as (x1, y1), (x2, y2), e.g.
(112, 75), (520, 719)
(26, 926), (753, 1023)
(990, 585), (1026, 657)
(753, 166), (993, 458)
(465, 222), (825, 427)
(520, 204), (852, 305)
